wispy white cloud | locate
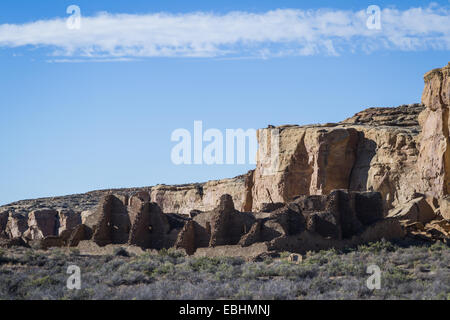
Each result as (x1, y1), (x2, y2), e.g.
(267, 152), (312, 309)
(0, 5), (449, 61)
(46, 57), (138, 63)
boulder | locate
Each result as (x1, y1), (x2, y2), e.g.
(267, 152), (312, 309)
(388, 197), (437, 224)
(440, 196), (450, 220)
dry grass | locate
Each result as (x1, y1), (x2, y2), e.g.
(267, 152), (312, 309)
(0, 240), (449, 300)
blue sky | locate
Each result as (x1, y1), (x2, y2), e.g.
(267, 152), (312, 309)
(0, 0), (449, 205)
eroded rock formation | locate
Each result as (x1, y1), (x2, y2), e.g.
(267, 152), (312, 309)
(1, 63), (450, 256)
(253, 127), (359, 210)
(417, 63), (450, 198)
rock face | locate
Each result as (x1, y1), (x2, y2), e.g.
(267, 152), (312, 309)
(1, 63), (450, 255)
(252, 127), (359, 211)
(417, 63), (450, 198)
(150, 173), (254, 214)
(251, 104), (424, 212)
(347, 122), (421, 211)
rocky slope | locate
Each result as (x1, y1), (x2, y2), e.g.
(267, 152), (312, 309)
(1, 62), (450, 257)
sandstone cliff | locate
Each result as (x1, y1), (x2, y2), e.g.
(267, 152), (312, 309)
(252, 104), (424, 212)
(417, 63), (450, 199)
(1, 63), (450, 256)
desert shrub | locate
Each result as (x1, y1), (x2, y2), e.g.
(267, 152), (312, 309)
(69, 248), (80, 256)
(0, 241), (448, 300)
(113, 247), (130, 257)
(429, 240), (447, 252)
(188, 256), (229, 273)
(158, 248), (185, 259)
(357, 239), (396, 253)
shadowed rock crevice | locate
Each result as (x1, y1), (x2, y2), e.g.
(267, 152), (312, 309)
(348, 133), (377, 191)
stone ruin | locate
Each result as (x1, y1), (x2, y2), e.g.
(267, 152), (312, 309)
(1, 62), (450, 259)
